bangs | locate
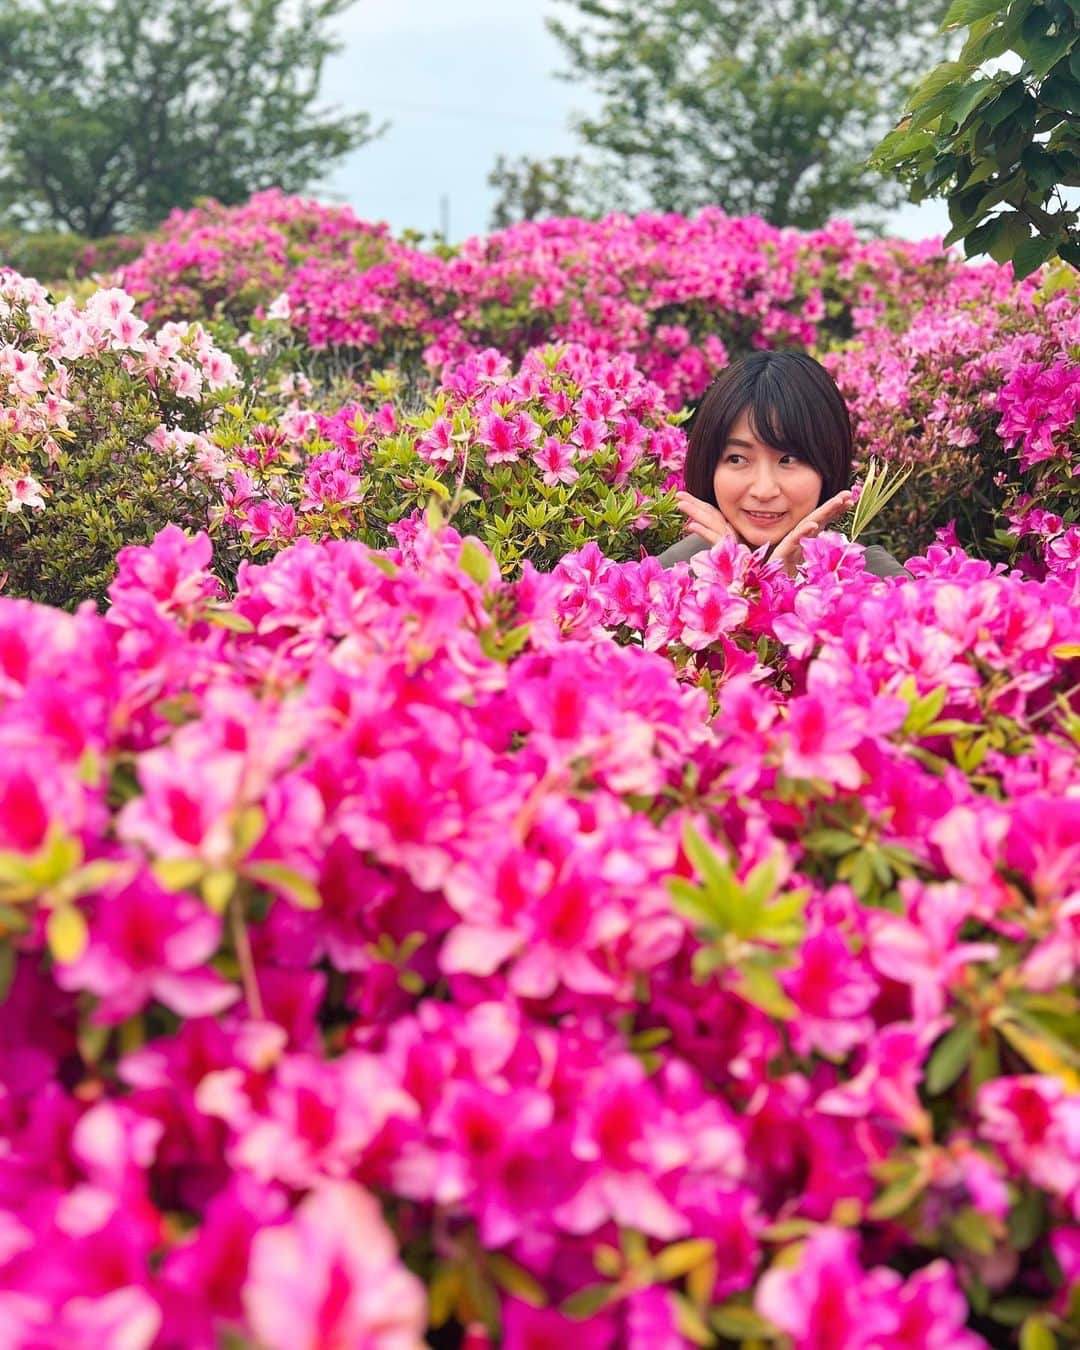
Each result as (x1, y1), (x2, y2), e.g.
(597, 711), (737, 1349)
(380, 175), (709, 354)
(744, 387), (803, 457)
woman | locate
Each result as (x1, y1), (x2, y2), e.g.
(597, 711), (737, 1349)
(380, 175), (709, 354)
(657, 351), (909, 578)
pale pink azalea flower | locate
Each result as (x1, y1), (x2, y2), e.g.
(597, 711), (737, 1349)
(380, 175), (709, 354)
(243, 1182), (427, 1350)
(169, 358), (203, 398)
(3, 473), (46, 513)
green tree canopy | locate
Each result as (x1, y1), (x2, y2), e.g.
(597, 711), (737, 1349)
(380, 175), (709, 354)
(871, 0), (1080, 278)
(0, 0), (378, 237)
(522, 0), (952, 229)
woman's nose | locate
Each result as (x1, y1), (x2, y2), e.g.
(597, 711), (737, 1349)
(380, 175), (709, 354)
(747, 463), (781, 500)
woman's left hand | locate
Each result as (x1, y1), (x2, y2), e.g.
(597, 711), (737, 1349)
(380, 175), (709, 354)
(771, 490), (854, 574)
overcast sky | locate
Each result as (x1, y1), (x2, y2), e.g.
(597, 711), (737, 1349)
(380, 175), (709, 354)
(317, 0), (951, 245)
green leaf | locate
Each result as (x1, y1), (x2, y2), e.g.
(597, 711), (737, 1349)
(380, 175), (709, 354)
(942, 0), (1009, 28)
(1011, 232), (1059, 279)
(458, 537), (492, 586)
(0, 944), (15, 1003)
(1008, 1188), (1046, 1250)
(734, 963), (798, 1020)
(232, 806), (267, 858)
(1019, 1316), (1057, 1350)
(46, 905), (88, 964)
(1017, 6), (1063, 76)
(802, 828), (860, 857)
(152, 858), (206, 892)
(947, 78), (998, 129)
(982, 80), (1028, 128)
(925, 1021), (978, 1094)
(203, 606), (255, 634)
(871, 122), (935, 169)
(681, 825), (742, 928)
(902, 684), (948, 735)
(950, 1206), (996, 1255)
(964, 214), (1009, 258)
(907, 61), (976, 114)
(244, 861), (322, 911)
(670, 1292), (715, 1347)
(989, 1296), (1046, 1327)
(988, 211), (1032, 264)
(560, 1283), (618, 1319)
(710, 1302), (779, 1340)
(487, 1253), (547, 1307)
(202, 868), (237, 914)
(869, 1164), (928, 1220)
(651, 1239), (717, 1282)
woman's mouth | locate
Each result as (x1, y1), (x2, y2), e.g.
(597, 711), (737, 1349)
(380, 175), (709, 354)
(743, 509), (786, 524)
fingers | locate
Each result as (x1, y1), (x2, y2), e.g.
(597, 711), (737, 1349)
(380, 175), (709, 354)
(772, 515), (828, 576)
(684, 520), (726, 546)
(774, 516), (821, 558)
(675, 491), (734, 539)
(807, 490), (855, 527)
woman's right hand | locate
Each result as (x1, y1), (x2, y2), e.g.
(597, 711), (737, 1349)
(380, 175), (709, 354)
(674, 490), (736, 546)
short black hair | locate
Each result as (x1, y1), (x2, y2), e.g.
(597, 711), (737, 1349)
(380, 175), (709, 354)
(683, 351), (853, 507)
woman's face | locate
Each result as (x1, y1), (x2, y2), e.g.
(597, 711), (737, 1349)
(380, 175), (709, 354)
(711, 410), (823, 548)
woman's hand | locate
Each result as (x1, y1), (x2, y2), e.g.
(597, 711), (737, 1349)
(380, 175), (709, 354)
(674, 491), (736, 546)
(770, 490), (854, 574)
(675, 488), (854, 574)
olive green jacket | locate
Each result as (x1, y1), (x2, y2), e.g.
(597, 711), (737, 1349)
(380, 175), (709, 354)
(656, 534), (911, 578)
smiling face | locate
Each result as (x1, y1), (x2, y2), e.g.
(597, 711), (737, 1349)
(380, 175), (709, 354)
(711, 410), (824, 548)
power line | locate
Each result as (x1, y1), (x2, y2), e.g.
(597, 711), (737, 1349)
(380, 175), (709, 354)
(366, 96), (568, 130)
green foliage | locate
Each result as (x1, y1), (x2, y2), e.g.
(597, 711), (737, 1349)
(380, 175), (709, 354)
(0, 285), (236, 608)
(4, 428), (218, 609)
(870, 0), (1080, 277)
(0, 0), (379, 236)
(0, 228), (144, 283)
(487, 154), (596, 229)
(541, 0), (954, 227)
(0, 229), (88, 282)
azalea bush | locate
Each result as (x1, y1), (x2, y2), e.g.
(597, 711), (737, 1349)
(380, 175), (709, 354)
(119, 190), (970, 404)
(0, 271), (240, 606)
(826, 267), (1080, 559)
(213, 342), (688, 574)
(1, 518), (1078, 1348)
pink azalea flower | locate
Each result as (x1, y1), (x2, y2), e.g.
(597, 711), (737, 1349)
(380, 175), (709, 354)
(3, 473), (46, 512)
(533, 435), (578, 486)
(243, 1182), (427, 1349)
(55, 872), (237, 1023)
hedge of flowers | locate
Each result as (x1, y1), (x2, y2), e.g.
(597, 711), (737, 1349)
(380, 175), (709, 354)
(213, 340), (688, 575)
(826, 266), (1078, 559)
(119, 190), (974, 405)
(0, 271), (239, 606)
(1, 514), (1078, 1348)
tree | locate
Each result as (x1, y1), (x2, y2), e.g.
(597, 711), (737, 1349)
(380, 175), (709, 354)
(488, 154), (593, 228)
(870, 0), (1080, 279)
(0, 0), (379, 237)
(529, 0), (953, 229)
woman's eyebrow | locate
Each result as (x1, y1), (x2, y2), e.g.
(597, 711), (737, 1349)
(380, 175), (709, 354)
(723, 435), (756, 448)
